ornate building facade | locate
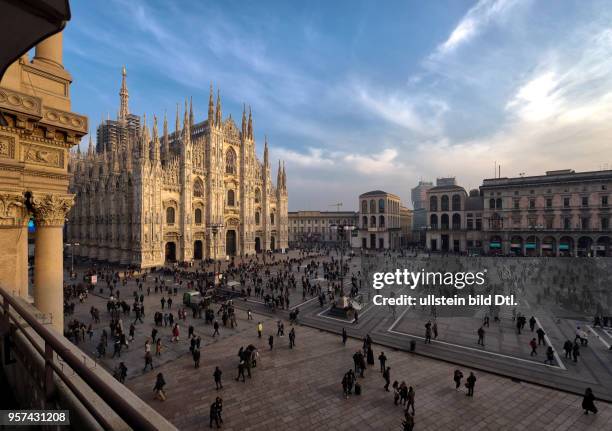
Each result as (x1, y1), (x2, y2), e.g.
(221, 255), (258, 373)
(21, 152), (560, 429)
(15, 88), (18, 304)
(67, 69), (288, 268)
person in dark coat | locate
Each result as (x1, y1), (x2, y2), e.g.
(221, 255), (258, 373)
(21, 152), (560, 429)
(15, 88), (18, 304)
(453, 369), (463, 389)
(342, 328), (347, 345)
(366, 346), (375, 366)
(213, 366), (223, 390)
(466, 372), (476, 397)
(582, 388), (598, 415)
(192, 348), (201, 368)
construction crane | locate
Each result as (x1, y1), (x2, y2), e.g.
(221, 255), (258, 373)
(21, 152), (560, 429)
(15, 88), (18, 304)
(329, 202), (343, 211)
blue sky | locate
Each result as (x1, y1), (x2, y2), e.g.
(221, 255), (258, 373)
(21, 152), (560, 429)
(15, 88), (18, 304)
(65, 0), (612, 210)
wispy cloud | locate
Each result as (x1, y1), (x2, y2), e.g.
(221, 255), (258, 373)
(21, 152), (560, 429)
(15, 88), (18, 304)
(431, 0), (524, 59)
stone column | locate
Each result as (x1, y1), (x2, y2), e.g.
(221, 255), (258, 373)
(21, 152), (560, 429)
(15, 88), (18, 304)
(30, 193), (74, 333)
(0, 193), (29, 299)
(33, 32), (64, 68)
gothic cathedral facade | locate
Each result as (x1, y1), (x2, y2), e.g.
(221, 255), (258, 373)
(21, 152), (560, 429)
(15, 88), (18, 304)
(67, 68), (288, 268)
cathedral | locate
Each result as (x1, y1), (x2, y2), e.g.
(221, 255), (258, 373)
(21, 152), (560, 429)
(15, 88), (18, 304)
(66, 67), (288, 268)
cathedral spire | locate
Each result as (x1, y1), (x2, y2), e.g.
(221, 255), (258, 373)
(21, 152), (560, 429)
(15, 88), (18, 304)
(162, 109), (169, 162)
(152, 114), (160, 162)
(277, 159), (282, 187)
(282, 161), (287, 190)
(182, 99), (191, 148)
(241, 104), (247, 137)
(175, 103), (180, 136)
(247, 105), (253, 139)
(208, 83), (214, 127)
(119, 65), (129, 120)
(264, 135), (269, 167)
(189, 96), (194, 129)
(215, 89), (222, 126)
(87, 133), (94, 157)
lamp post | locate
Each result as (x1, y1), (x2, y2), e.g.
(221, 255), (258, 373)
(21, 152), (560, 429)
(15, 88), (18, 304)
(207, 222), (224, 284)
(65, 242), (80, 276)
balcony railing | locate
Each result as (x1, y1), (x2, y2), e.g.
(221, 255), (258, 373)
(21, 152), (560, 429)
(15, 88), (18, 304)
(0, 287), (176, 431)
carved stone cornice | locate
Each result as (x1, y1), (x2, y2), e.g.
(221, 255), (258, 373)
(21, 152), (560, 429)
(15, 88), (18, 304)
(0, 191), (28, 227)
(41, 106), (88, 135)
(29, 192), (74, 227)
(0, 86), (42, 119)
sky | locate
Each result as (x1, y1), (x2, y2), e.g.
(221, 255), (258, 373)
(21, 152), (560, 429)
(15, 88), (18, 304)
(64, 0), (612, 211)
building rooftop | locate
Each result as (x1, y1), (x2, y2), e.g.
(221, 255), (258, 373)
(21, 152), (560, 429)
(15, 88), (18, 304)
(481, 169), (612, 188)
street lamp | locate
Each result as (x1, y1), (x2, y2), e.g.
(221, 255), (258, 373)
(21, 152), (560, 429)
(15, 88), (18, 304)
(65, 242), (80, 276)
(207, 222), (224, 283)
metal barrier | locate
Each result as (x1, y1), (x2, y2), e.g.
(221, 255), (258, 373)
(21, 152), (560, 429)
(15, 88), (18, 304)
(0, 286), (168, 431)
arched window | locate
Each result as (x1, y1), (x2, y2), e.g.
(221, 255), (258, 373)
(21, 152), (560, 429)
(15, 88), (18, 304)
(255, 211), (260, 225)
(225, 148), (236, 174)
(370, 215), (376, 227)
(441, 214), (449, 229)
(430, 196), (438, 211)
(194, 208), (202, 224)
(227, 189), (235, 206)
(441, 195), (449, 211)
(452, 213), (461, 229)
(379, 215), (385, 227)
(496, 198), (503, 209)
(254, 188), (261, 204)
(489, 198), (496, 209)
(193, 179), (204, 198)
(430, 214), (438, 228)
(362, 216), (368, 228)
(370, 200), (376, 213)
(166, 207), (175, 225)
(378, 199), (385, 213)
(362, 200), (368, 214)
(270, 213), (275, 225)
(452, 194), (461, 211)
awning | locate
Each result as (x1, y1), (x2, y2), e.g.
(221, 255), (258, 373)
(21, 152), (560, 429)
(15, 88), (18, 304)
(0, 0), (71, 79)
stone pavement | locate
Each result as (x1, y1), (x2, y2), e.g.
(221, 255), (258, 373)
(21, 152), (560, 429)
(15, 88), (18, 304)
(125, 308), (612, 431)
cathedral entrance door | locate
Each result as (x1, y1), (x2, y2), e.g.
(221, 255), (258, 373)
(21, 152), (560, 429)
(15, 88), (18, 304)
(255, 237), (261, 253)
(226, 230), (237, 256)
(270, 236), (276, 251)
(194, 240), (203, 260)
(165, 242), (176, 262)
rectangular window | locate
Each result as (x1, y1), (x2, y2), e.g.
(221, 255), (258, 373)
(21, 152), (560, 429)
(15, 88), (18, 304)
(529, 199), (535, 209)
(602, 196), (609, 207)
(475, 219), (482, 230)
(513, 200), (519, 209)
(563, 197), (570, 208)
(564, 217), (571, 230)
(581, 217), (590, 229)
(545, 218), (553, 229)
(582, 196), (589, 207)
(467, 219), (473, 230)
(602, 218), (609, 230)
(546, 198), (552, 208)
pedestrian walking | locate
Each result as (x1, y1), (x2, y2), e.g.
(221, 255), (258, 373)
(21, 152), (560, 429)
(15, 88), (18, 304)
(582, 388), (598, 415)
(529, 338), (538, 356)
(289, 328), (296, 348)
(257, 322), (263, 338)
(536, 327), (546, 345)
(453, 369), (463, 389)
(529, 316), (536, 332)
(545, 346), (555, 364)
(342, 327), (348, 345)
(406, 386), (415, 415)
(477, 326), (485, 346)
(268, 335), (274, 350)
(192, 348), (201, 368)
(383, 366), (391, 391)
(466, 372), (476, 397)
(378, 352), (387, 373)
(153, 373), (166, 401)
(213, 366), (223, 390)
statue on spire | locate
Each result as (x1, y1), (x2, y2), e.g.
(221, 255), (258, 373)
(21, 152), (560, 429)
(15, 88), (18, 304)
(119, 65), (129, 120)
